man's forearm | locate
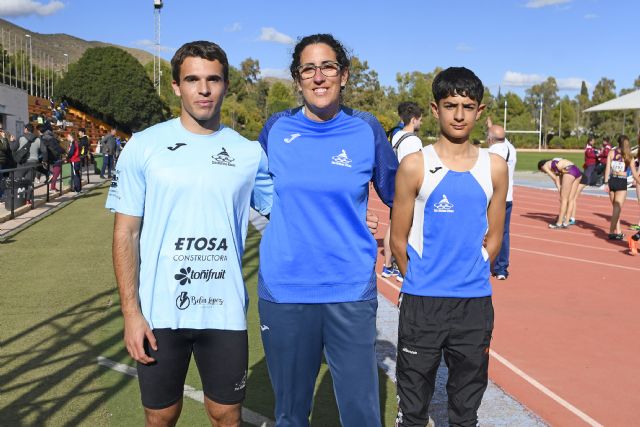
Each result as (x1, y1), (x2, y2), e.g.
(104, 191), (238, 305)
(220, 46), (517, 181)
(391, 239), (409, 277)
(113, 228), (141, 316)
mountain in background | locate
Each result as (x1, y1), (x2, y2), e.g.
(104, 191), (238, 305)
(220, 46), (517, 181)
(0, 18), (165, 70)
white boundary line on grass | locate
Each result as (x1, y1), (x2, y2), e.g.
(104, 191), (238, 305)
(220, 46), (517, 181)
(376, 275), (604, 427)
(96, 357), (274, 427)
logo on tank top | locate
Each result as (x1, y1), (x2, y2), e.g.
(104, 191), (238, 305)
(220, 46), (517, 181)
(433, 194), (454, 213)
(331, 149), (352, 168)
(212, 147), (236, 167)
(167, 142), (187, 151)
(176, 291), (190, 310)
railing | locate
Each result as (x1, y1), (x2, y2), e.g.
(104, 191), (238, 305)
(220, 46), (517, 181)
(0, 160), (93, 220)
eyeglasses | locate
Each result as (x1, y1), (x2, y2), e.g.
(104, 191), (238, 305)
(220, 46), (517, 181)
(297, 61), (341, 80)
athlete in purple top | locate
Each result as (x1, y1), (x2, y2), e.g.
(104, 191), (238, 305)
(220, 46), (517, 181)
(538, 158), (582, 229)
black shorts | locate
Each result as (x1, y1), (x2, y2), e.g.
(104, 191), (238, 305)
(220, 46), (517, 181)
(396, 294), (494, 426)
(137, 328), (248, 409)
(608, 176), (627, 192)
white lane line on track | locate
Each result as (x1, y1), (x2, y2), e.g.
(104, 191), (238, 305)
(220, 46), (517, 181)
(511, 247), (640, 272)
(375, 276), (599, 426)
(96, 357), (274, 427)
(377, 273), (402, 292)
(510, 232), (624, 253)
(489, 350), (604, 427)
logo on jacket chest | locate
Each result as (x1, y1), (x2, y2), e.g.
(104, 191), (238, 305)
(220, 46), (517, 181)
(331, 149), (352, 168)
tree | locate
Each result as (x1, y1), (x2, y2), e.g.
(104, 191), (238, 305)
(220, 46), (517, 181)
(526, 77), (559, 145)
(57, 47), (166, 133)
(240, 58), (260, 84)
(266, 82), (296, 116)
(589, 77), (617, 136)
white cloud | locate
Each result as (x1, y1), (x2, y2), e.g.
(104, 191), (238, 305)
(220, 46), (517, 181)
(502, 71), (545, 87)
(260, 68), (292, 80)
(225, 22), (242, 32)
(584, 13), (598, 19)
(456, 43), (473, 52)
(525, 0), (571, 8)
(134, 39), (174, 53)
(0, 0), (65, 17)
(258, 27), (294, 45)
(557, 77), (590, 90)
(503, 71), (590, 91)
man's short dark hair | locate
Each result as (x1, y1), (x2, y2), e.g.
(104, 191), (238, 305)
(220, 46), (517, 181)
(79, 127), (86, 133)
(25, 123), (34, 133)
(36, 124), (46, 133)
(432, 67), (484, 103)
(397, 101), (423, 124)
(171, 40), (229, 83)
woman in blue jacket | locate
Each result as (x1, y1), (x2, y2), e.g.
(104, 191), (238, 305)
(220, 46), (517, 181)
(257, 34), (398, 426)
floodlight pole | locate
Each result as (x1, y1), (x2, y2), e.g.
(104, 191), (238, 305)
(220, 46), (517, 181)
(154, 0), (163, 95)
(538, 99), (543, 151)
(503, 99), (507, 130)
(26, 34), (32, 95)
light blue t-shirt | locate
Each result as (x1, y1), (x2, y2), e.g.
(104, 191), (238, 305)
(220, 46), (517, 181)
(106, 118), (272, 330)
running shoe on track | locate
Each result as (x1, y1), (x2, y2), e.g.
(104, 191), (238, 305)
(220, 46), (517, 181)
(381, 265), (395, 278)
(608, 233), (624, 240)
(548, 223), (566, 229)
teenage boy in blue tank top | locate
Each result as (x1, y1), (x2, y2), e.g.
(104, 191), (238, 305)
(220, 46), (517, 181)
(106, 41), (272, 426)
(391, 67), (508, 427)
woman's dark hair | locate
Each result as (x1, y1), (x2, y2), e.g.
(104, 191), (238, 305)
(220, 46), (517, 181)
(171, 40), (229, 83)
(432, 67), (484, 103)
(537, 159), (550, 171)
(290, 34), (350, 81)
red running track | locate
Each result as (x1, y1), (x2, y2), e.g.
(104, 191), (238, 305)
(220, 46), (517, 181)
(369, 185), (640, 426)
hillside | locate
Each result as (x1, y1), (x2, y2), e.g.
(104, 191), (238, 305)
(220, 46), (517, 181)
(0, 18), (167, 70)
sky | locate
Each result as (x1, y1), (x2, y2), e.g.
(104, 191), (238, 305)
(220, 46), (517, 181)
(1, 0), (638, 98)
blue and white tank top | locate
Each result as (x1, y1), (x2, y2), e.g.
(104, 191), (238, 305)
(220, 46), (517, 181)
(401, 144), (494, 298)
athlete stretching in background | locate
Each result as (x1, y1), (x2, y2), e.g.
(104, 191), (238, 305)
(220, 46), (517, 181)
(537, 158), (582, 229)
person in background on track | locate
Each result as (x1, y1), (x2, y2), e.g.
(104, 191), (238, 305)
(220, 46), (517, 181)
(537, 158), (582, 229)
(630, 131), (640, 232)
(570, 135), (599, 224)
(382, 101), (424, 283)
(604, 135), (637, 240)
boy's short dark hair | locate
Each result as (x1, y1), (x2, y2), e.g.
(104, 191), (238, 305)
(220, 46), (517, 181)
(432, 67), (484, 104)
(25, 123), (34, 133)
(171, 40), (229, 83)
(397, 101), (423, 124)
(79, 127), (86, 133)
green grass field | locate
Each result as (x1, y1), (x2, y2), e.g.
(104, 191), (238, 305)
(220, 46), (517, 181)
(515, 151), (584, 172)
(0, 185), (398, 426)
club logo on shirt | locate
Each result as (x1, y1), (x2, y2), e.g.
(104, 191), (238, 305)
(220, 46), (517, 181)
(167, 142), (187, 151)
(110, 173), (118, 188)
(433, 194), (454, 213)
(331, 149), (352, 168)
(284, 133), (301, 143)
(174, 266), (227, 285)
(176, 291), (190, 310)
(212, 147), (235, 167)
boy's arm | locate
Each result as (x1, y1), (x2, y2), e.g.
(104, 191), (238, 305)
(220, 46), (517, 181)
(486, 154), (508, 263)
(390, 152), (423, 276)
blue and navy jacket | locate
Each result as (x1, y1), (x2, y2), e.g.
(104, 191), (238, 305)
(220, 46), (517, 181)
(258, 106), (398, 303)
